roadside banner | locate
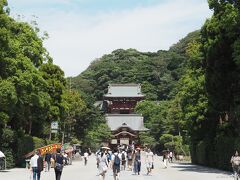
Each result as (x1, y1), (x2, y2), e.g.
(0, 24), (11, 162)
(25, 143), (62, 159)
(39, 143), (62, 155)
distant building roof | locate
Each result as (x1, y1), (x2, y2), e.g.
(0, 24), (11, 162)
(104, 84), (144, 98)
(106, 114), (148, 131)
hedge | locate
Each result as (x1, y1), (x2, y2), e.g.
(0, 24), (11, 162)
(191, 136), (238, 171)
(16, 135), (47, 167)
(214, 135), (235, 170)
(195, 140), (206, 165)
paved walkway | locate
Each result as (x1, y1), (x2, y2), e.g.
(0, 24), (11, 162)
(0, 155), (233, 180)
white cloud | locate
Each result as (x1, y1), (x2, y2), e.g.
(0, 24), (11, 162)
(9, 0), (72, 5)
(9, 0), (212, 77)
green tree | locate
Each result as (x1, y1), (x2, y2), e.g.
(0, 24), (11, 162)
(84, 123), (111, 150)
(202, 0), (240, 135)
(39, 62), (66, 138)
(61, 90), (87, 143)
(0, 1), (65, 167)
(189, 0), (240, 168)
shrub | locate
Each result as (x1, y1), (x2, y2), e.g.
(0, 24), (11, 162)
(3, 148), (15, 169)
(196, 140), (206, 165)
(17, 135), (34, 160)
(192, 136), (237, 170)
(159, 134), (189, 155)
(32, 137), (46, 149)
(215, 135), (235, 170)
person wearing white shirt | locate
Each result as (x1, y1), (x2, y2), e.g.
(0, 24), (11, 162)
(98, 150), (108, 180)
(30, 150), (40, 180)
(145, 149), (154, 175)
(169, 151), (173, 163)
(84, 151), (89, 165)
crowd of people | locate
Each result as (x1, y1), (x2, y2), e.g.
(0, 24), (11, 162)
(94, 149), (240, 180)
(28, 146), (93, 180)
(23, 144), (240, 180)
(95, 145), (158, 180)
(28, 144), (180, 180)
(29, 148), (71, 180)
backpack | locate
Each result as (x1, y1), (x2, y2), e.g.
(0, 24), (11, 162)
(54, 154), (64, 171)
(114, 154), (120, 165)
(121, 153), (126, 161)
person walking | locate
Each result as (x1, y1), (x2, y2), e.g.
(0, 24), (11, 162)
(169, 151), (173, 163)
(30, 150), (40, 180)
(133, 148), (141, 175)
(30, 150), (43, 180)
(111, 149), (121, 180)
(231, 151), (240, 180)
(121, 150), (127, 171)
(98, 150), (108, 180)
(96, 148), (103, 171)
(127, 149), (133, 170)
(88, 148), (92, 156)
(44, 153), (51, 172)
(63, 153), (68, 165)
(163, 153), (168, 168)
(37, 153), (44, 179)
(84, 150), (89, 166)
(54, 148), (64, 180)
(145, 148), (154, 175)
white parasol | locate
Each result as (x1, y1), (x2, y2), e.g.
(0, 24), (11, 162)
(0, 151), (5, 158)
(101, 147), (110, 150)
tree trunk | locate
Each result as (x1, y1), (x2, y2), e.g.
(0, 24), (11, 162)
(28, 120), (32, 135)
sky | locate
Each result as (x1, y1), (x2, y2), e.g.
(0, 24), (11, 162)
(7, 0), (212, 77)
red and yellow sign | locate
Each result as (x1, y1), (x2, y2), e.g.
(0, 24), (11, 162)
(39, 143), (62, 155)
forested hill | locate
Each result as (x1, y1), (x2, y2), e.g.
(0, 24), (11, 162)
(71, 0), (240, 171)
(71, 30), (200, 101)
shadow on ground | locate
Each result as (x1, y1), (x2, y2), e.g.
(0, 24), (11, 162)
(0, 170), (10, 173)
(171, 162), (231, 175)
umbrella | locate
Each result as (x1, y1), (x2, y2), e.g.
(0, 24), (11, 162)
(0, 151), (5, 158)
(101, 147), (110, 150)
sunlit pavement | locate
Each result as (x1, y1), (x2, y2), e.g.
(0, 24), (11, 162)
(0, 155), (232, 180)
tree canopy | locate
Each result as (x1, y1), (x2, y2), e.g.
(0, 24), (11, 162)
(0, 1), (109, 167)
